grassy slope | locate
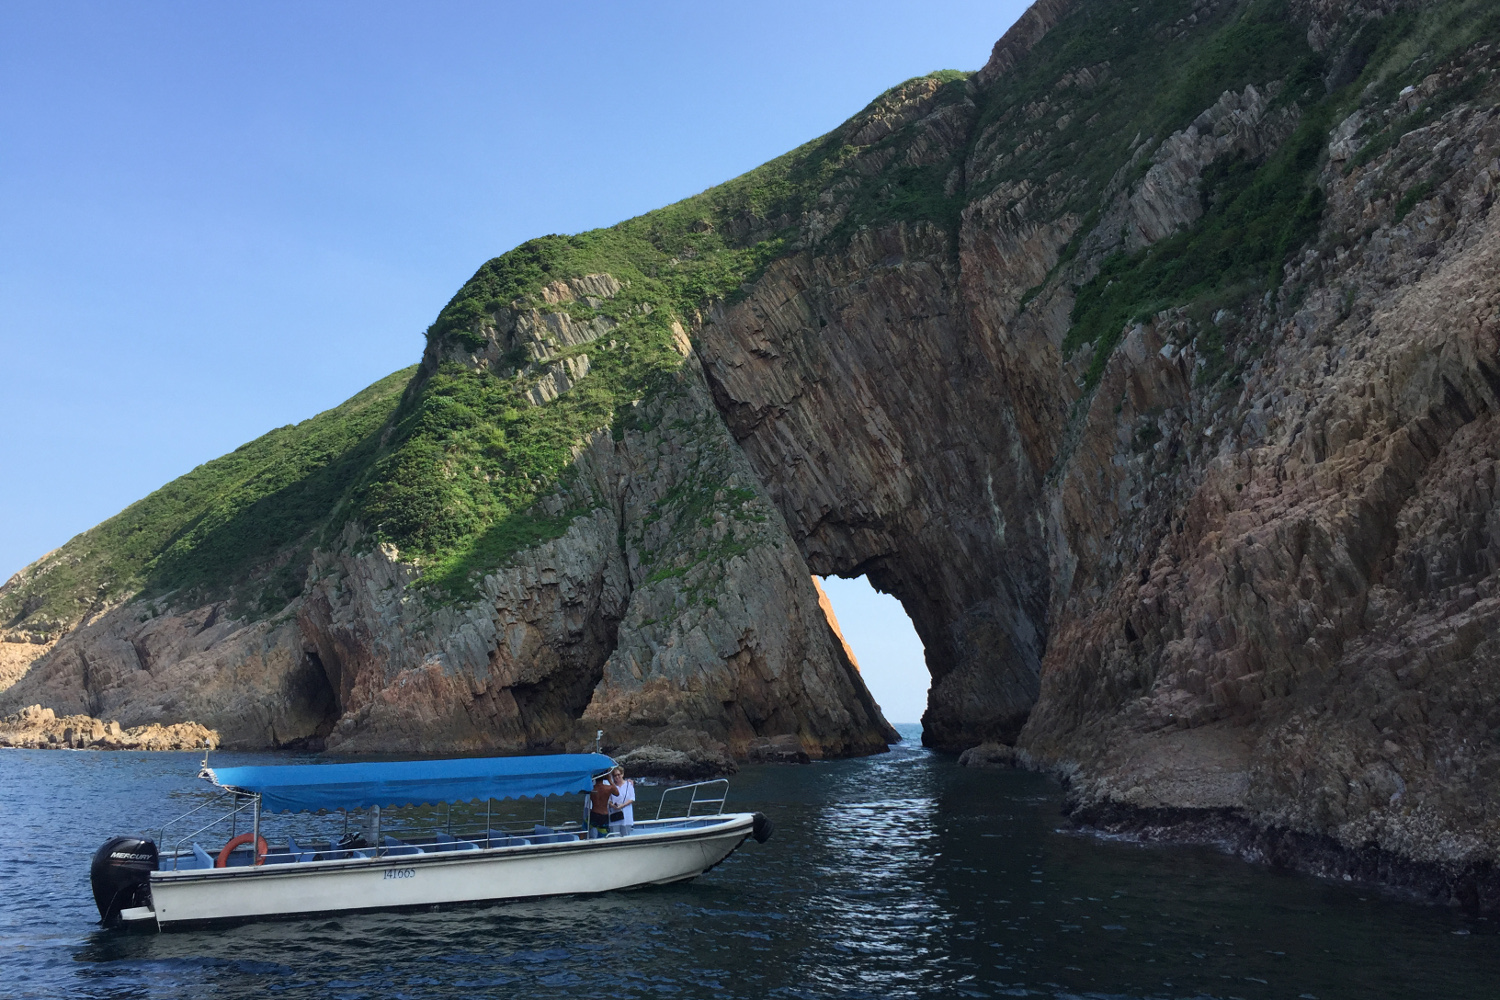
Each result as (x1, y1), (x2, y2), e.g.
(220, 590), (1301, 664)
(10, 0), (1491, 632)
(345, 73), (982, 597)
(1, 368), (416, 633)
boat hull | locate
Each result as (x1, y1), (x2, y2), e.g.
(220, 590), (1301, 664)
(140, 815), (754, 929)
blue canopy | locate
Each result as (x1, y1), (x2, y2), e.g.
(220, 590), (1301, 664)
(203, 753), (616, 813)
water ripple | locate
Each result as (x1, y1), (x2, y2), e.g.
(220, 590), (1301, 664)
(1, 733), (1498, 997)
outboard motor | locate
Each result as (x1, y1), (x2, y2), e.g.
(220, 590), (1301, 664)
(90, 836), (158, 926)
(751, 812), (775, 843)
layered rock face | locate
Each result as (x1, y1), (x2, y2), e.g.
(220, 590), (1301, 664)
(0, 637), (52, 694)
(1025, 78), (1500, 896)
(699, 0), (1500, 899)
(3, 599), (328, 748)
(298, 362), (892, 758)
(699, 223), (1049, 749)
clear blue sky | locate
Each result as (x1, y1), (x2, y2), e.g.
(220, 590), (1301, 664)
(819, 576), (930, 726)
(1, 0), (1026, 722)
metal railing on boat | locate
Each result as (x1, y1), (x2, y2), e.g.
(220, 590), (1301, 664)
(159, 789), (258, 870)
(654, 778), (729, 820)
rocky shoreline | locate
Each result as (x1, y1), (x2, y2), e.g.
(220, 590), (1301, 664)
(961, 741), (1500, 913)
(1068, 803), (1500, 914)
(0, 705), (217, 751)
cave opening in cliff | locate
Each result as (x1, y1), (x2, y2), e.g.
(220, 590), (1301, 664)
(816, 575), (929, 728)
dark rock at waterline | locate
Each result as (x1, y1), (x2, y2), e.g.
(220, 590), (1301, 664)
(614, 744), (737, 780)
(746, 734), (812, 765)
(958, 743), (1021, 768)
(600, 725), (738, 780)
(603, 725), (738, 779)
(1070, 801), (1500, 914)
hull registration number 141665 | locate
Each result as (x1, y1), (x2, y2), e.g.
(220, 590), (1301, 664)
(383, 868), (416, 880)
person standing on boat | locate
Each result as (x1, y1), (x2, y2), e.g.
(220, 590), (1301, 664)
(608, 766), (635, 837)
(589, 771), (617, 838)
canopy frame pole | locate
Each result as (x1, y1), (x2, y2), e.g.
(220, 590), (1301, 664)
(373, 805), (381, 857)
(486, 798), (492, 848)
(542, 795), (548, 829)
(251, 794), (261, 857)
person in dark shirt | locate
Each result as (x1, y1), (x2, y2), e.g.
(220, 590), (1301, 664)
(589, 772), (617, 838)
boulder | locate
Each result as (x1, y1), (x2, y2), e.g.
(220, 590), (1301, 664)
(612, 725), (738, 779)
(958, 742), (1020, 768)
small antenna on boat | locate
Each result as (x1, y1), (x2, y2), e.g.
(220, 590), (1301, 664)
(595, 730), (603, 754)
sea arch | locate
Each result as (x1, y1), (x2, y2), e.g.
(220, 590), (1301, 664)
(696, 232), (1052, 750)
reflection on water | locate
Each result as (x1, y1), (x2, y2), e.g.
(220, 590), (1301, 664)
(802, 793), (949, 993)
(2, 726), (1498, 999)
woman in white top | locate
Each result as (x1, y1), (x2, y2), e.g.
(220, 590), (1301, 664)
(608, 766), (635, 837)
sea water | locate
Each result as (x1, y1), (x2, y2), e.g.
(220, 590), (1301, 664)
(2, 724), (1496, 999)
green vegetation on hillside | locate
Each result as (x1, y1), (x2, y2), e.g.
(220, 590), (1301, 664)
(1065, 98), (1333, 385)
(355, 71), (980, 595)
(4, 64), (985, 621)
(400, 0), (1494, 529)
(1, 368), (415, 634)
(972, 0), (1331, 390)
(970, 0), (1308, 213)
(11, 0), (1494, 626)
(1054, 0), (1499, 387)
(354, 231), (787, 596)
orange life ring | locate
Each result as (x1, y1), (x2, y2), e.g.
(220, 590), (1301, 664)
(216, 832), (269, 868)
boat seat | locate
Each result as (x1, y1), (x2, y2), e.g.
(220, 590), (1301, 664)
(484, 830), (529, 847)
(190, 843), (215, 869)
(433, 832), (480, 852)
(286, 836), (319, 864)
(382, 836), (424, 857)
(532, 825), (554, 836)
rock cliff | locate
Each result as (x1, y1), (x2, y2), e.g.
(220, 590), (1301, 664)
(5, 0), (1500, 902)
(0, 354), (892, 762)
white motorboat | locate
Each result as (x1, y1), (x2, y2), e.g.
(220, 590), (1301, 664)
(89, 751), (773, 930)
